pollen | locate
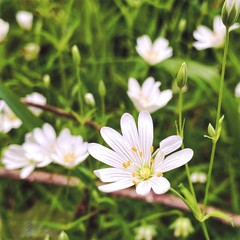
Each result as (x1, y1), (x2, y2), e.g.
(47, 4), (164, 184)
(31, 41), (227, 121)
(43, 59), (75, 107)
(139, 151), (143, 157)
(132, 172), (135, 177)
(123, 160), (131, 169)
(150, 158), (155, 163)
(63, 152), (77, 163)
(139, 167), (151, 180)
(132, 180), (138, 185)
(157, 172), (163, 177)
(150, 146), (154, 153)
(131, 146), (137, 152)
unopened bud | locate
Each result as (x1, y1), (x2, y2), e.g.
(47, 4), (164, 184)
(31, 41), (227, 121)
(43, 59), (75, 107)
(85, 93), (95, 107)
(58, 231), (69, 240)
(72, 45), (81, 65)
(207, 123), (216, 138)
(98, 80), (106, 97)
(170, 217), (194, 238)
(43, 74), (50, 87)
(221, 0), (240, 27)
(176, 62), (187, 89)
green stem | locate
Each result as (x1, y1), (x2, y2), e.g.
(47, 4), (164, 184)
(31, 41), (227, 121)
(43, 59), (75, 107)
(75, 64), (83, 116)
(59, 53), (67, 98)
(203, 27), (230, 213)
(178, 88), (197, 202)
(201, 222), (210, 240)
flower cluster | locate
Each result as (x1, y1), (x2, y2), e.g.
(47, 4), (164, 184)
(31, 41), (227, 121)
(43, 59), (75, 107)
(2, 123), (89, 178)
(89, 111), (193, 196)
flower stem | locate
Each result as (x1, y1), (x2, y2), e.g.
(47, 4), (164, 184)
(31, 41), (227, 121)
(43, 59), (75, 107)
(178, 88), (197, 202)
(201, 222), (210, 240)
(75, 63), (84, 116)
(59, 53), (67, 99)
(203, 27), (230, 213)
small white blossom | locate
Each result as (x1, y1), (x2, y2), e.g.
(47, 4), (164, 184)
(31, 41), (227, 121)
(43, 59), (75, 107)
(136, 35), (173, 65)
(127, 77), (173, 113)
(16, 11), (33, 31)
(84, 93), (95, 107)
(23, 43), (40, 61)
(235, 82), (240, 97)
(89, 111), (193, 196)
(23, 92), (46, 116)
(135, 225), (157, 240)
(193, 16), (239, 50)
(52, 129), (89, 168)
(0, 100), (22, 133)
(0, 18), (9, 43)
(170, 217), (194, 238)
(190, 172), (207, 183)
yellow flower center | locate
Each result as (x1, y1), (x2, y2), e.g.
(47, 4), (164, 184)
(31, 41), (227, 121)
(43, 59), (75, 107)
(139, 167), (151, 180)
(63, 152), (76, 163)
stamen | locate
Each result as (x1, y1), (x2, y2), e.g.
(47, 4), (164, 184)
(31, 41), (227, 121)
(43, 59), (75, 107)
(157, 172), (163, 177)
(131, 146), (137, 152)
(127, 160), (131, 166)
(150, 146), (154, 153)
(139, 151), (143, 157)
(132, 172), (135, 177)
(150, 158), (155, 163)
(122, 162), (128, 169)
(132, 180), (138, 185)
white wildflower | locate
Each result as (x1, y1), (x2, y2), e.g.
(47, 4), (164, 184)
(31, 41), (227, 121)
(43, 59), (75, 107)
(190, 172), (207, 183)
(23, 43), (40, 61)
(170, 217), (194, 238)
(89, 111), (193, 196)
(136, 35), (173, 65)
(127, 77), (173, 113)
(135, 225), (157, 240)
(0, 18), (9, 43)
(16, 11), (33, 31)
(84, 93), (95, 107)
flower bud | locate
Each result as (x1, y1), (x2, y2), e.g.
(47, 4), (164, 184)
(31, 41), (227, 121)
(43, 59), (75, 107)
(207, 123), (216, 138)
(72, 45), (81, 65)
(0, 18), (9, 43)
(98, 80), (106, 97)
(221, 0), (240, 27)
(43, 74), (51, 87)
(58, 231), (69, 240)
(22, 43), (40, 61)
(16, 11), (33, 31)
(85, 93), (95, 107)
(176, 62), (187, 89)
(170, 217), (194, 238)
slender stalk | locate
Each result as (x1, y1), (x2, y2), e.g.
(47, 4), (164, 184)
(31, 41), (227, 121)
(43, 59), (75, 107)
(75, 64), (84, 116)
(178, 88), (197, 202)
(59, 53), (67, 98)
(201, 222), (210, 240)
(203, 27), (230, 213)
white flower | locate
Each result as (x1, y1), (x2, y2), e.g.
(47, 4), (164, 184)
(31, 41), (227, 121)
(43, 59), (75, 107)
(235, 82), (240, 97)
(135, 225), (157, 240)
(2, 145), (37, 179)
(127, 77), (173, 113)
(0, 100), (22, 133)
(190, 172), (207, 183)
(52, 128), (89, 168)
(84, 93), (95, 107)
(23, 123), (57, 167)
(16, 11), (33, 31)
(170, 217), (194, 238)
(0, 18), (9, 43)
(22, 43), (40, 61)
(136, 35), (173, 65)
(23, 92), (46, 115)
(88, 111), (193, 196)
(193, 16), (239, 50)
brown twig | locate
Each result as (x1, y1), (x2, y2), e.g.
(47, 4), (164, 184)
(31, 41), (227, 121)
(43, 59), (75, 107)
(22, 100), (101, 130)
(0, 168), (239, 227)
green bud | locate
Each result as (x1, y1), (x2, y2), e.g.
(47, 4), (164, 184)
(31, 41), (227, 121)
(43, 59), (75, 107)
(42, 74), (50, 87)
(176, 62), (187, 89)
(58, 231), (69, 240)
(98, 80), (106, 97)
(221, 0), (240, 27)
(207, 123), (216, 138)
(72, 45), (81, 65)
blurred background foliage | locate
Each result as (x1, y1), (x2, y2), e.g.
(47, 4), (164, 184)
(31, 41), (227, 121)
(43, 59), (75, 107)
(0, 0), (240, 239)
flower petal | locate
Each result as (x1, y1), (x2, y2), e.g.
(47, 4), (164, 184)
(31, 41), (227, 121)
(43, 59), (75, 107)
(149, 176), (170, 194)
(98, 178), (134, 193)
(136, 180), (151, 196)
(94, 168), (132, 182)
(20, 164), (35, 179)
(159, 135), (182, 156)
(158, 149), (193, 173)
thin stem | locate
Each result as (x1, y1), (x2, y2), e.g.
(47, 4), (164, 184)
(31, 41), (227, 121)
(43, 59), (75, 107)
(178, 88), (197, 202)
(201, 222), (210, 240)
(75, 64), (84, 116)
(59, 53), (67, 98)
(203, 27), (230, 213)
(101, 95), (105, 116)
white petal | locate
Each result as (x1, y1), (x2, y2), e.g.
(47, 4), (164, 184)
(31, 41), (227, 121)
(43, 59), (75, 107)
(88, 143), (125, 168)
(120, 113), (140, 150)
(128, 78), (141, 95)
(138, 111), (153, 162)
(136, 180), (151, 196)
(94, 168), (131, 182)
(149, 176), (170, 194)
(142, 77), (156, 97)
(136, 35), (152, 53)
(159, 135), (182, 156)
(20, 164), (35, 179)
(98, 178), (134, 192)
(158, 149), (193, 173)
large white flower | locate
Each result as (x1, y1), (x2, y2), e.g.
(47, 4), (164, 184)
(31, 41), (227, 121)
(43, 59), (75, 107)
(89, 111), (193, 196)
(0, 100), (22, 133)
(23, 92), (47, 116)
(52, 128), (89, 168)
(193, 16), (239, 50)
(0, 18), (9, 43)
(127, 77), (173, 113)
(136, 35), (173, 65)
(16, 11), (33, 31)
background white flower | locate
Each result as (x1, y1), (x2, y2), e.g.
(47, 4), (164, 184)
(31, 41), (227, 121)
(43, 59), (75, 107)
(235, 82), (240, 97)
(127, 77), (173, 113)
(0, 100), (22, 133)
(136, 35), (173, 65)
(0, 18), (9, 43)
(23, 92), (47, 115)
(190, 171), (207, 183)
(84, 93), (95, 107)
(193, 16), (239, 50)
(52, 128), (89, 168)
(22, 43), (40, 61)
(89, 111), (193, 196)
(16, 11), (33, 31)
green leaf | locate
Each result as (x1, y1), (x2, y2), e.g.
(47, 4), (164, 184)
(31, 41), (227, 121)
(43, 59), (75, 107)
(0, 83), (43, 131)
(202, 210), (233, 226)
